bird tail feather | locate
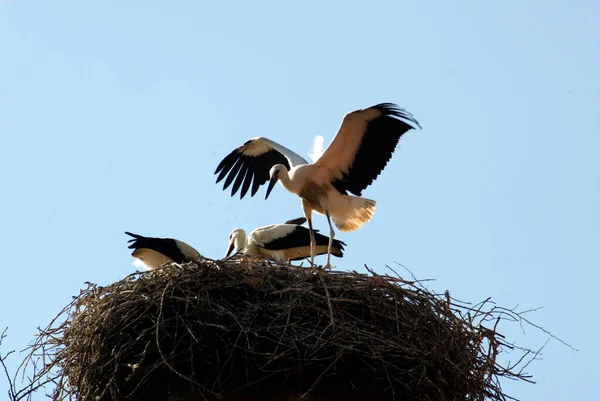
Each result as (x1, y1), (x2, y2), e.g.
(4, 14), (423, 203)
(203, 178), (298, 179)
(331, 196), (376, 232)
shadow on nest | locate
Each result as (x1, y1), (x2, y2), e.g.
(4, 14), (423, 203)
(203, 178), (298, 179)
(13, 257), (540, 401)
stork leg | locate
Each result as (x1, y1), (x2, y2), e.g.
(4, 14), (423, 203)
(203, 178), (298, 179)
(301, 200), (316, 267)
(324, 211), (335, 269)
(307, 218), (316, 267)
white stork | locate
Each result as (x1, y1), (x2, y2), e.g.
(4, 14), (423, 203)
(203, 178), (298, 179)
(214, 103), (421, 268)
(125, 232), (202, 270)
(225, 217), (346, 263)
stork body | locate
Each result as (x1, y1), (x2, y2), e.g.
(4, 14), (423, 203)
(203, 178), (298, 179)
(215, 103), (420, 267)
(125, 232), (201, 270)
(276, 164), (376, 231)
(226, 217), (346, 263)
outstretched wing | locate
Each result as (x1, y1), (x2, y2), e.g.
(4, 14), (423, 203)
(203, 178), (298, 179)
(315, 103), (421, 196)
(215, 137), (309, 199)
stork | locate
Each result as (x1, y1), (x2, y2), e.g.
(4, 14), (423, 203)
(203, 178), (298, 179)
(125, 232), (202, 270)
(225, 217), (346, 263)
(215, 103), (420, 268)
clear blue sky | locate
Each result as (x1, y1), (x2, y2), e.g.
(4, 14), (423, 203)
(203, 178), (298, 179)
(1, 1), (598, 399)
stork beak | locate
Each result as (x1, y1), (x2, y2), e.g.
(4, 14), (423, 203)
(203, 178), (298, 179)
(225, 241), (235, 258)
(265, 174), (278, 200)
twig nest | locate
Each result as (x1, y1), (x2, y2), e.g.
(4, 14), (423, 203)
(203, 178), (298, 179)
(34, 259), (528, 400)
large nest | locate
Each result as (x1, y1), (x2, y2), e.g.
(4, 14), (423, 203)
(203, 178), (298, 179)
(14, 258), (537, 401)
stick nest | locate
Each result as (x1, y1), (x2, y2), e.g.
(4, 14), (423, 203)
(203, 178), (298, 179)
(17, 258), (535, 401)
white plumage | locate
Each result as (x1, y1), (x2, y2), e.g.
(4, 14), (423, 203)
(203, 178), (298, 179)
(215, 103), (420, 268)
(225, 218), (346, 263)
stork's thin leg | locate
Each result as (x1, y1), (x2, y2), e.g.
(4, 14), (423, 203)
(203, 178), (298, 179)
(301, 200), (316, 267)
(325, 211), (335, 269)
(307, 218), (316, 267)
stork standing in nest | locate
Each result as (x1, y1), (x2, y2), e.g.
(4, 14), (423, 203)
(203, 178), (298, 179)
(215, 103), (421, 268)
(225, 217), (346, 263)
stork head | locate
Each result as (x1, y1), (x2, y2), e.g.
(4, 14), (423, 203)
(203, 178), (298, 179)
(226, 228), (246, 257)
(265, 164), (285, 200)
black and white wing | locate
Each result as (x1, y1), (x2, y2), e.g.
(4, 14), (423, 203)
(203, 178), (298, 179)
(315, 103), (421, 196)
(125, 232), (199, 264)
(252, 225), (346, 254)
(215, 137), (309, 199)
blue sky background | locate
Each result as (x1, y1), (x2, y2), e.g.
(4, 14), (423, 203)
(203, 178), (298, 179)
(1, 1), (598, 399)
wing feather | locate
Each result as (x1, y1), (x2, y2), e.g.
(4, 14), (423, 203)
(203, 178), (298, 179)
(315, 103), (420, 196)
(239, 163), (255, 199)
(125, 232), (201, 263)
(250, 165), (264, 197)
(222, 158), (244, 190)
(231, 162), (249, 196)
(214, 151), (238, 181)
(215, 137), (309, 199)
(258, 225), (346, 252)
(124, 232), (188, 263)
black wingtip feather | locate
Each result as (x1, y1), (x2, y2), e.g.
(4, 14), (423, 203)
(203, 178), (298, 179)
(250, 171), (262, 197)
(222, 157), (244, 192)
(372, 103), (422, 130)
(231, 162), (249, 197)
(313, 232), (346, 257)
(239, 164), (255, 199)
(125, 232), (145, 249)
(214, 150), (239, 178)
(332, 238), (346, 251)
(125, 231), (142, 239)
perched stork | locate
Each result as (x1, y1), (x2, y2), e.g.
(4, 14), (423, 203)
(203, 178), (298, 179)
(125, 232), (202, 270)
(225, 217), (346, 263)
(215, 103), (420, 267)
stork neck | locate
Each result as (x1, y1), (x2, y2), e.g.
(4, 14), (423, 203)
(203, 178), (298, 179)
(277, 168), (295, 193)
(235, 231), (247, 253)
